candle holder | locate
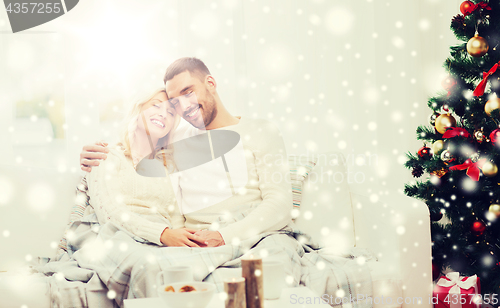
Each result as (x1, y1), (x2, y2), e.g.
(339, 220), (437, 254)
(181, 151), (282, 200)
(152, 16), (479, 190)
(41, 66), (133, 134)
(241, 255), (263, 308)
(224, 277), (246, 308)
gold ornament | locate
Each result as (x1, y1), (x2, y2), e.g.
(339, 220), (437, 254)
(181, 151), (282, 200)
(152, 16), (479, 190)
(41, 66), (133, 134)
(432, 140), (445, 155)
(467, 33), (489, 57)
(435, 113), (457, 134)
(431, 168), (448, 178)
(485, 97), (500, 117)
(482, 161), (498, 177)
(489, 204), (500, 217)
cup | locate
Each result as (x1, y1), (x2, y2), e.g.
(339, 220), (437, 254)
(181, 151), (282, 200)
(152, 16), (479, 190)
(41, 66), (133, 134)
(262, 260), (285, 300)
(156, 266), (193, 292)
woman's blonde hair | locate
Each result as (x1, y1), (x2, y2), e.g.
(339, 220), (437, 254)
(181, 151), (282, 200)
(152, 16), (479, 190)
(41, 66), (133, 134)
(117, 88), (180, 171)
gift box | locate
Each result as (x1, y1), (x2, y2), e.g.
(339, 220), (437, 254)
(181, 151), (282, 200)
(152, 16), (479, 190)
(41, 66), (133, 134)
(433, 272), (481, 308)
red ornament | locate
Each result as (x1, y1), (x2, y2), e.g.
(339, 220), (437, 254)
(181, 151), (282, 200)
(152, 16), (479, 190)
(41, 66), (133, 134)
(441, 76), (457, 94)
(490, 129), (500, 146)
(418, 146), (432, 160)
(442, 127), (471, 139)
(471, 220), (486, 236)
(460, 1), (474, 15)
(460, 1), (492, 16)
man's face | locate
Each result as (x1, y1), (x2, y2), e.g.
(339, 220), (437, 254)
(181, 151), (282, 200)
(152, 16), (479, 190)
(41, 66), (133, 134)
(165, 71), (217, 129)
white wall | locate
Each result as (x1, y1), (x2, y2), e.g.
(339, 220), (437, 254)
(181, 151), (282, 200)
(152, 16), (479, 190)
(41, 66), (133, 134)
(0, 0), (462, 268)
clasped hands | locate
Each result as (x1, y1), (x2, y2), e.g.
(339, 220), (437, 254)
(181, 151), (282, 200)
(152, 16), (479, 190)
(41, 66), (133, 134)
(160, 228), (225, 248)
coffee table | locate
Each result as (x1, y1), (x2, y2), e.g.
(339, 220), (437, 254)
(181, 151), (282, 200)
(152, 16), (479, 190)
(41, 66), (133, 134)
(123, 286), (329, 307)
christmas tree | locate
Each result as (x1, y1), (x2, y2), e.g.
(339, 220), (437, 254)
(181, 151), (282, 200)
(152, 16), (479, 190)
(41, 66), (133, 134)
(404, 0), (500, 294)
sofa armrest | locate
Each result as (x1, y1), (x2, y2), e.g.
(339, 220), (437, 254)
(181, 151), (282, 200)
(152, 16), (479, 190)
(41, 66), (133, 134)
(350, 192), (432, 308)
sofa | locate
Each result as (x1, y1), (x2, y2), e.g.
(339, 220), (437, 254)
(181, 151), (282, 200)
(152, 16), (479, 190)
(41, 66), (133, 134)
(0, 151), (432, 307)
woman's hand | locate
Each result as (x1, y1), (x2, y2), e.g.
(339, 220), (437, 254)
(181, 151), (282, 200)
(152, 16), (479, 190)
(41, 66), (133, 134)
(160, 228), (208, 247)
(80, 140), (109, 172)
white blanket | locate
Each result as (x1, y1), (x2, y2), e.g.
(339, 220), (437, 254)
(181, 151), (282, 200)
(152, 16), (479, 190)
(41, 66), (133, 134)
(35, 214), (373, 308)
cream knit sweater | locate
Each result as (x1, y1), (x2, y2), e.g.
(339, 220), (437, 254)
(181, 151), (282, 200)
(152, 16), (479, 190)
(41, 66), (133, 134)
(174, 117), (293, 244)
(86, 147), (184, 245)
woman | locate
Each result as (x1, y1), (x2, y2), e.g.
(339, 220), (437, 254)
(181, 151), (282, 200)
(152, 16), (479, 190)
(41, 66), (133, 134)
(85, 88), (206, 247)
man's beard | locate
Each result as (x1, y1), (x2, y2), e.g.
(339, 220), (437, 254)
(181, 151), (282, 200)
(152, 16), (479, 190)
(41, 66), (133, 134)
(191, 90), (217, 129)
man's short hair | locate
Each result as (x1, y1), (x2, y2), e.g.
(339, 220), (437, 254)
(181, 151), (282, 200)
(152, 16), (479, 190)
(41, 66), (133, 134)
(163, 57), (211, 84)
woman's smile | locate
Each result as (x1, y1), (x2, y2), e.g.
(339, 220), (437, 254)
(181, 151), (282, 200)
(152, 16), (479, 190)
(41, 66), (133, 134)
(150, 117), (165, 128)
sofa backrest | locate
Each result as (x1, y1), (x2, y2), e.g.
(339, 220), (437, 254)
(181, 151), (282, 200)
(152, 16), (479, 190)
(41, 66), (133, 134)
(293, 152), (355, 254)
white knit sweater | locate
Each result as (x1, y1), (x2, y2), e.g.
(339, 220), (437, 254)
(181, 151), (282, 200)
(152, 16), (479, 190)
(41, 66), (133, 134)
(86, 147), (184, 245)
(173, 117), (293, 244)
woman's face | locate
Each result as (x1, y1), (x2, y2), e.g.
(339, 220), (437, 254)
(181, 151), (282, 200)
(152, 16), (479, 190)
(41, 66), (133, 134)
(137, 92), (176, 139)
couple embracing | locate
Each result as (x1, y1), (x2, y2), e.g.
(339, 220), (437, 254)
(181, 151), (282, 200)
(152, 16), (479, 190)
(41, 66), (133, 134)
(79, 57), (292, 250)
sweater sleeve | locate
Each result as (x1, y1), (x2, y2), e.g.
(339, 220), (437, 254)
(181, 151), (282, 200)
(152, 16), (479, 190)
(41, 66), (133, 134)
(86, 151), (171, 245)
(218, 121), (292, 243)
(168, 173), (186, 229)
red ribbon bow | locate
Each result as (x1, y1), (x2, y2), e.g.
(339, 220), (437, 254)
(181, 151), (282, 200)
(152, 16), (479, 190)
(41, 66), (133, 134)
(463, 1), (492, 16)
(473, 62), (499, 97)
(449, 158), (487, 181)
(442, 127), (470, 139)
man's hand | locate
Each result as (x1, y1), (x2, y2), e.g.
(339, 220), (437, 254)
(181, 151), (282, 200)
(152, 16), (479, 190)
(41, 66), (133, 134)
(80, 141), (110, 172)
(194, 230), (225, 247)
(161, 228), (208, 247)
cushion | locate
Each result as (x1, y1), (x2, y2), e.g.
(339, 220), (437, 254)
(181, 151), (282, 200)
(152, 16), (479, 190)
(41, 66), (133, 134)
(288, 155), (317, 209)
(294, 152), (355, 253)
(58, 176), (89, 253)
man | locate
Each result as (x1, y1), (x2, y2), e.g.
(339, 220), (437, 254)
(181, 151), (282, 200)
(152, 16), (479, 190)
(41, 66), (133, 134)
(80, 57), (292, 247)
